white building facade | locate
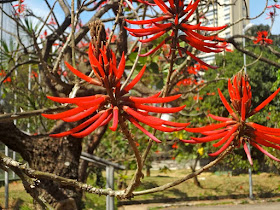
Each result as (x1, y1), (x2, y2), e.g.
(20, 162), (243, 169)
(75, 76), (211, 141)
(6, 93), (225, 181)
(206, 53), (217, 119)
(198, 0), (250, 64)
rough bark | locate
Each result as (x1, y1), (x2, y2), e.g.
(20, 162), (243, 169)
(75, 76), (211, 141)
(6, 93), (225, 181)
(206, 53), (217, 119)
(0, 121), (83, 209)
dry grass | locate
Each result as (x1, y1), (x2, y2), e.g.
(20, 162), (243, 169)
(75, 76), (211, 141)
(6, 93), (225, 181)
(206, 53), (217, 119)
(130, 170), (280, 203)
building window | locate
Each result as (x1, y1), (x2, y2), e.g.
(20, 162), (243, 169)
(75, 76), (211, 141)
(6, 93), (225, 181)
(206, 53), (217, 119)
(224, 13), (230, 21)
(224, 6), (230, 12)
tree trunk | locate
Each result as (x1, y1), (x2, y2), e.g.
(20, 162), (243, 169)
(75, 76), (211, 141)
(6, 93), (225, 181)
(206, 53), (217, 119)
(0, 121), (82, 209)
(191, 155), (202, 188)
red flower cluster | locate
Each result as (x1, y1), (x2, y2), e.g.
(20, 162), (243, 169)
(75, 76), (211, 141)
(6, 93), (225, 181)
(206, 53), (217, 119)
(13, 0), (25, 15)
(176, 78), (196, 87)
(124, 0), (226, 68)
(253, 31), (273, 45)
(182, 72), (280, 165)
(42, 43), (189, 141)
(0, 70), (11, 83)
(187, 63), (208, 75)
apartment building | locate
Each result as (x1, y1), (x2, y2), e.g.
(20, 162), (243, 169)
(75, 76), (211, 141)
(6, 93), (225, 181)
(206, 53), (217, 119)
(198, 0), (250, 64)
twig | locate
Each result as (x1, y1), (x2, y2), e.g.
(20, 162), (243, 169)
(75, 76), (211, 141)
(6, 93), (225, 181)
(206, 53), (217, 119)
(119, 116), (143, 198)
(106, 0), (124, 47)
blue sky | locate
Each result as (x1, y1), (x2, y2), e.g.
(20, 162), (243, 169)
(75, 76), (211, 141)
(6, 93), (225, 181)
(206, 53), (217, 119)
(250, 0), (280, 34)
(23, 0), (280, 35)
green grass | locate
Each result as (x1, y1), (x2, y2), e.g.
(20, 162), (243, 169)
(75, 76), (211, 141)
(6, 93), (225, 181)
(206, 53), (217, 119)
(1, 170), (280, 209)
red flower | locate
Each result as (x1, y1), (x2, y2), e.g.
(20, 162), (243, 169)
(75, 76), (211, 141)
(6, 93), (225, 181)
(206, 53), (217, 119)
(266, 11), (277, 19)
(194, 63), (208, 71)
(40, 30), (48, 39)
(124, 0), (226, 69)
(267, 4), (280, 9)
(42, 43), (189, 141)
(193, 95), (203, 100)
(13, 1), (25, 15)
(253, 31), (273, 45)
(206, 92), (216, 96)
(176, 78), (196, 86)
(219, 42), (233, 52)
(48, 17), (56, 25)
(172, 142), (178, 149)
(181, 72), (280, 165)
(31, 71), (38, 78)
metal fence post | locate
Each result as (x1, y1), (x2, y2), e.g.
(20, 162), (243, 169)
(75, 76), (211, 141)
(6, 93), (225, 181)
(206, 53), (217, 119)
(248, 143), (254, 199)
(5, 146), (9, 209)
(106, 166), (114, 210)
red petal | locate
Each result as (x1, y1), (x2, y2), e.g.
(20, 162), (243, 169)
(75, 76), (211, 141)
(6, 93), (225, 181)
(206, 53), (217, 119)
(140, 37), (171, 57)
(251, 87), (280, 115)
(125, 16), (168, 25)
(123, 106), (162, 126)
(65, 62), (101, 86)
(208, 113), (232, 122)
(50, 112), (102, 138)
(185, 122), (230, 133)
(181, 0), (200, 22)
(99, 48), (108, 66)
(128, 117), (161, 143)
(124, 23), (172, 34)
(191, 131), (228, 142)
(140, 31), (166, 43)
(233, 76), (240, 100)
(62, 106), (98, 122)
(147, 91), (161, 98)
(208, 134), (235, 157)
(134, 104), (186, 113)
(153, 0), (171, 14)
(201, 128), (227, 135)
(183, 48), (218, 69)
(180, 139), (200, 144)
(46, 95), (97, 104)
(254, 130), (280, 145)
(109, 106), (119, 131)
(149, 124), (184, 132)
(251, 142), (280, 162)
(255, 137), (280, 150)
(197, 25), (227, 31)
(249, 122), (280, 134)
(72, 110), (109, 138)
(243, 142), (253, 165)
(42, 107), (84, 120)
(123, 65), (146, 92)
(129, 94), (181, 104)
(75, 96), (105, 109)
(100, 113), (113, 127)
(218, 88), (239, 120)
(228, 79), (236, 100)
(212, 125), (238, 147)
(117, 52), (125, 79)
(88, 43), (105, 77)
